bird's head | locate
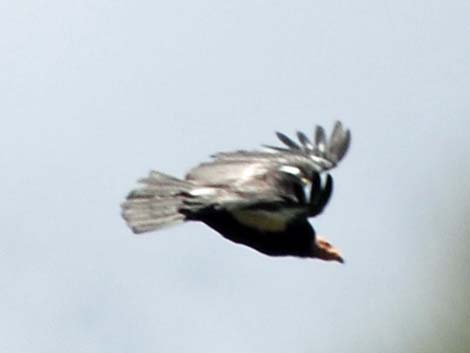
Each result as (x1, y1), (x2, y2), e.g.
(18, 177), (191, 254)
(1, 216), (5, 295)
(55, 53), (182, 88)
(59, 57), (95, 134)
(312, 236), (344, 263)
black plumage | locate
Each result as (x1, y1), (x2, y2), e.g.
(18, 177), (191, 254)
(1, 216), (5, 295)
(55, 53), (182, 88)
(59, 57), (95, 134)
(121, 122), (350, 262)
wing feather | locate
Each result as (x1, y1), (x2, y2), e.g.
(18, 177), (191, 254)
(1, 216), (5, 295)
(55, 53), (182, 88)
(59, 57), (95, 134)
(296, 131), (313, 150)
(328, 121), (351, 163)
(265, 121), (351, 171)
(314, 125), (327, 154)
(276, 132), (302, 150)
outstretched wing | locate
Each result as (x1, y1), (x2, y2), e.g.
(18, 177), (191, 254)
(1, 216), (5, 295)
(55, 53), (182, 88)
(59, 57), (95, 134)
(183, 122), (348, 218)
(211, 121), (351, 173)
(182, 160), (308, 216)
(185, 121), (349, 199)
(186, 159), (271, 186)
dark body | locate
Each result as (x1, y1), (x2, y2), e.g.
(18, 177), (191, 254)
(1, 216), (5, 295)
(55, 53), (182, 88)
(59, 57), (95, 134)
(183, 172), (330, 257)
(121, 122), (350, 260)
(201, 210), (315, 257)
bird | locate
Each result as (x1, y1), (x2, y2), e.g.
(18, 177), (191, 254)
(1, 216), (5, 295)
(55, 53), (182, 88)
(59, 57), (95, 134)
(121, 121), (351, 263)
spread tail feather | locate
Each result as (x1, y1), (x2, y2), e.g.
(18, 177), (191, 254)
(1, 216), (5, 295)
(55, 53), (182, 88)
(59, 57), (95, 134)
(121, 171), (194, 234)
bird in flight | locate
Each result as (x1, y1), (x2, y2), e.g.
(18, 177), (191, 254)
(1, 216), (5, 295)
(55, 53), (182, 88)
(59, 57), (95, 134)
(121, 122), (351, 263)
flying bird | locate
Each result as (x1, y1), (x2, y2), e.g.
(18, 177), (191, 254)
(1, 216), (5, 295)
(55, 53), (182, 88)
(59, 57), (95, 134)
(121, 122), (351, 263)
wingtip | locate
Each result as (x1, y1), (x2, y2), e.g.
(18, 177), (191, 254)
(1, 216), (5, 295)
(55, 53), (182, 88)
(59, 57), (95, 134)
(276, 131), (302, 150)
(269, 122), (351, 171)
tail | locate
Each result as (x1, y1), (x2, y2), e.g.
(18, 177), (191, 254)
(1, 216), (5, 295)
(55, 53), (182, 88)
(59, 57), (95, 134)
(121, 171), (194, 234)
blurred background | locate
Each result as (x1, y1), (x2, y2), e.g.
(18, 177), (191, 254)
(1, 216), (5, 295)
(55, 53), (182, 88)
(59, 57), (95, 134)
(1, 1), (469, 352)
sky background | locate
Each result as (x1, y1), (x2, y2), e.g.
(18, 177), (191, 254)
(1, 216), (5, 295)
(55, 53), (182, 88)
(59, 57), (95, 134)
(1, 1), (469, 352)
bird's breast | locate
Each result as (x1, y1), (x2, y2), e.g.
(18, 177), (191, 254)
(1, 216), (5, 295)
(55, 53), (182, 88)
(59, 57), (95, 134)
(231, 208), (302, 232)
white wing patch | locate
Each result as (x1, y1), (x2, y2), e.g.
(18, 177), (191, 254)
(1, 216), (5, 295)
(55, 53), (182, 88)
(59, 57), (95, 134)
(278, 165), (302, 176)
(240, 164), (264, 182)
(189, 187), (217, 196)
(279, 164), (313, 201)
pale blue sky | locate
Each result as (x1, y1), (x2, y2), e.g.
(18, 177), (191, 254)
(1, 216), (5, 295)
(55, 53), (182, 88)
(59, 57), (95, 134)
(1, 1), (469, 352)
